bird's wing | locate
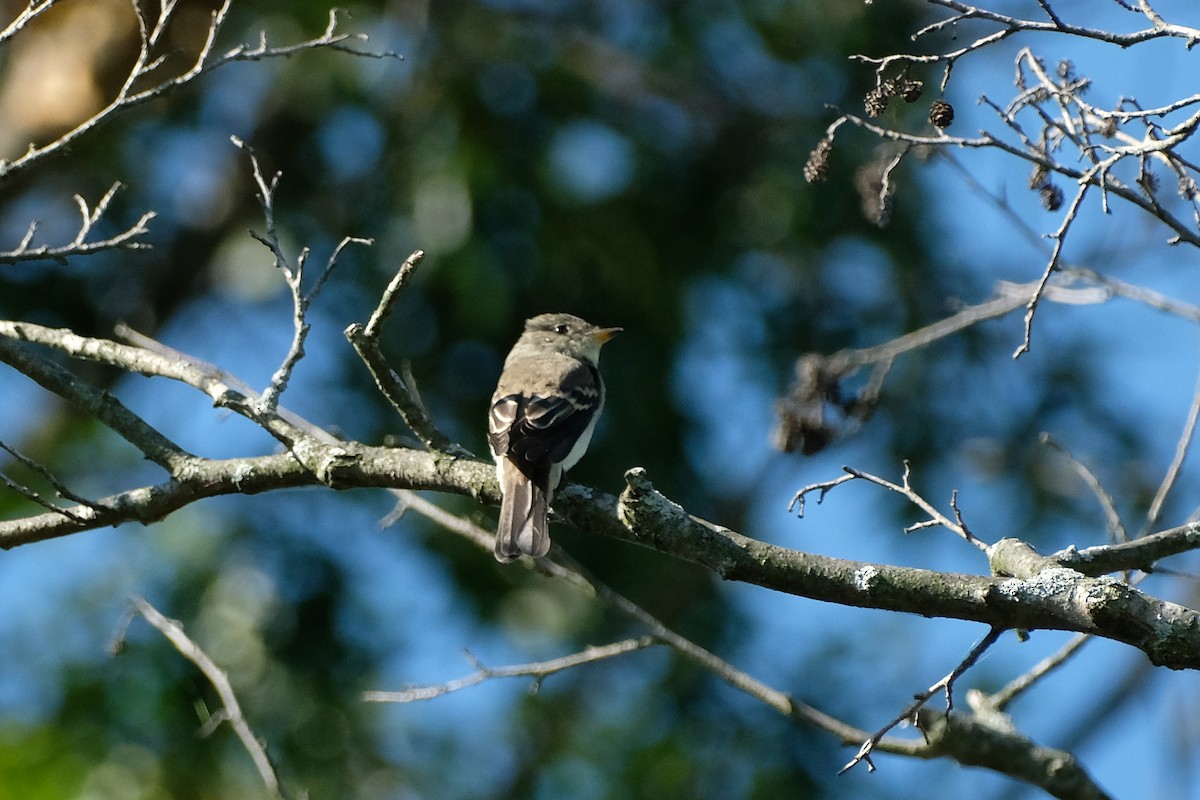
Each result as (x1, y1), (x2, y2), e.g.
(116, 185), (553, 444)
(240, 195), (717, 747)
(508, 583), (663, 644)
(488, 361), (601, 476)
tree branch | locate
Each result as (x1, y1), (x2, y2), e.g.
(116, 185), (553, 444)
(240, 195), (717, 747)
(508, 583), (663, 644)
(0, 335), (194, 472)
(363, 637), (659, 703)
(344, 249), (471, 455)
(1053, 521), (1200, 575)
(0, 183), (155, 264)
(0, 4), (398, 181)
(839, 628), (1004, 775)
(389, 490), (1110, 798)
(0, 361), (1195, 672)
(123, 596), (287, 800)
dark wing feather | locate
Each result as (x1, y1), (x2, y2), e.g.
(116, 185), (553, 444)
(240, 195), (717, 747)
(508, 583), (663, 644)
(487, 396), (520, 457)
(489, 362), (600, 483)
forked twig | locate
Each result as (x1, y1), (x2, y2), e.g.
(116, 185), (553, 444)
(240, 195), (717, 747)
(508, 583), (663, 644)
(344, 251), (470, 455)
(0, 183), (155, 265)
(0, 3), (398, 181)
(839, 627), (1004, 775)
(232, 136), (372, 413)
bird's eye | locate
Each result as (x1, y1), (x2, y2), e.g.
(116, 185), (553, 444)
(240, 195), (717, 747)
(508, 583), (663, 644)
(553, 324), (569, 334)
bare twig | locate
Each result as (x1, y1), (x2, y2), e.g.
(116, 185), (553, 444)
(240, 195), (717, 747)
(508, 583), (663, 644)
(0, 438), (105, 522)
(363, 637), (659, 703)
(1146, 370), (1200, 531)
(820, 279), (1104, 377)
(842, 463), (989, 549)
(344, 251), (470, 455)
(1065, 267), (1200, 324)
(923, 0), (1200, 48)
(985, 633), (1091, 712)
(0, 183), (155, 264)
(364, 249), (425, 340)
(1040, 434), (1129, 544)
(775, 273), (1115, 454)
(788, 473), (857, 516)
(839, 627), (1005, 775)
(180, 138), (372, 416)
(0, 1), (62, 48)
(0, 467), (88, 523)
(0, 4), (398, 181)
(1013, 180), (1091, 358)
(127, 596), (287, 800)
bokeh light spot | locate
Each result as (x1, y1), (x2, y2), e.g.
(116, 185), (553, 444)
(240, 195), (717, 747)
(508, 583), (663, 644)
(546, 120), (635, 203)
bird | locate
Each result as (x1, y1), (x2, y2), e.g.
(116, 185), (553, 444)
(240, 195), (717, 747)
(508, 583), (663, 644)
(488, 312), (621, 562)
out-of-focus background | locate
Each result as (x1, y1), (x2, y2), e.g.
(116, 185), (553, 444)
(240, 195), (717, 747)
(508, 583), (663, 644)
(1, 1), (1199, 798)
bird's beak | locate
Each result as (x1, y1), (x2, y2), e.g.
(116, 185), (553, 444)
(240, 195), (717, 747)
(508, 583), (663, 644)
(590, 326), (622, 344)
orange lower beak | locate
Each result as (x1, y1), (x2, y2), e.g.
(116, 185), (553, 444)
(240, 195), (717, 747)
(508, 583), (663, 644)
(591, 327), (622, 344)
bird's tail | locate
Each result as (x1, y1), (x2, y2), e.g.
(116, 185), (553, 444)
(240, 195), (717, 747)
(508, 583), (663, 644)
(494, 459), (551, 562)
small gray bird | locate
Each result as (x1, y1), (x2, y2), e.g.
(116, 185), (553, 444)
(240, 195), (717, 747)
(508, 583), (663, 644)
(488, 313), (621, 562)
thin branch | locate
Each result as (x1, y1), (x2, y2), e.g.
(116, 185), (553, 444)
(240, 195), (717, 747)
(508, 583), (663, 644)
(939, 151), (1200, 323)
(852, 22), (1016, 84)
(1040, 434), (1129, 544)
(1064, 267), (1200, 324)
(0, 1), (61, 47)
(231, 135), (312, 414)
(842, 463), (989, 549)
(345, 250), (470, 455)
(0, 438), (104, 522)
(1035, 0), (1065, 27)
(985, 633), (1091, 712)
(775, 270), (1119, 454)
(924, 0), (1200, 48)
(0, 4), (398, 181)
(386, 490), (880, 749)
(839, 627), (1005, 775)
(364, 249), (425, 340)
(0, 334), (194, 473)
(1013, 180), (1091, 358)
(789, 473), (857, 516)
(1053, 520), (1200, 575)
(1145, 368), (1200, 530)
(258, 233), (372, 412)
(821, 278), (1103, 377)
(127, 596), (286, 800)
(0, 183), (155, 264)
(363, 637), (659, 703)
(0, 468), (88, 523)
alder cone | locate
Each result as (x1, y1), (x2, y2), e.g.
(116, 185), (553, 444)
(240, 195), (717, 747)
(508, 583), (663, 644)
(929, 99), (954, 128)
